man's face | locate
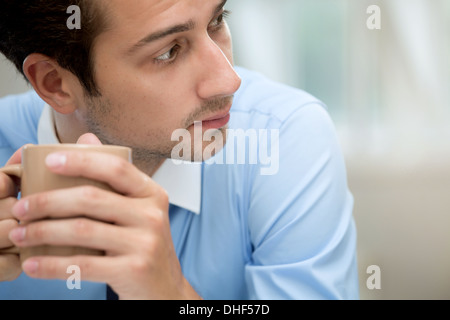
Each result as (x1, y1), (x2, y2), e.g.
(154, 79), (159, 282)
(78, 0), (241, 169)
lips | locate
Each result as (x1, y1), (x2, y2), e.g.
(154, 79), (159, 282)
(203, 112), (230, 122)
(201, 113), (231, 130)
(195, 103), (232, 129)
(201, 101), (232, 121)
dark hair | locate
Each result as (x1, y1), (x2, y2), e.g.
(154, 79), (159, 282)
(0, 0), (107, 96)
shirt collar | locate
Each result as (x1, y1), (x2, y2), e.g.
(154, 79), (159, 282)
(38, 104), (60, 145)
(37, 104), (202, 215)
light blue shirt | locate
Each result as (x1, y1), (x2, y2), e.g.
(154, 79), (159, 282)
(0, 67), (359, 300)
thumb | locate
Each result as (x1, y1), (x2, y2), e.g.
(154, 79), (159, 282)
(76, 133), (103, 146)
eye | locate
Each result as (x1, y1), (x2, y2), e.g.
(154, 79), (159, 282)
(155, 45), (181, 64)
(210, 10), (231, 30)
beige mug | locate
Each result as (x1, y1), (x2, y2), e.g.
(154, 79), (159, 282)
(0, 144), (132, 262)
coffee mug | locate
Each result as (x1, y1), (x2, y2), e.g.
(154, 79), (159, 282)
(0, 144), (132, 262)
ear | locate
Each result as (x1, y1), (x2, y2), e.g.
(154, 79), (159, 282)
(23, 53), (80, 114)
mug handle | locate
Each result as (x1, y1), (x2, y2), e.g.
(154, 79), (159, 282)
(0, 164), (23, 255)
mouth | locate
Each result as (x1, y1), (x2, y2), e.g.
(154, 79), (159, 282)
(193, 104), (232, 130)
(201, 113), (231, 130)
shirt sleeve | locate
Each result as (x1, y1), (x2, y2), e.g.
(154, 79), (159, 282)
(245, 103), (359, 300)
(0, 90), (45, 165)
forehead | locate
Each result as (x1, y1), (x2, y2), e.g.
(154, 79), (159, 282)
(102, 0), (203, 28)
(93, 0), (224, 57)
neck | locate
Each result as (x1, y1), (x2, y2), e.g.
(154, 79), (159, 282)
(132, 157), (165, 177)
(53, 111), (86, 144)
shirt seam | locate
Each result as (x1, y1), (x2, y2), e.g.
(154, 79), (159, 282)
(231, 100), (328, 127)
(243, 100), (329, 265)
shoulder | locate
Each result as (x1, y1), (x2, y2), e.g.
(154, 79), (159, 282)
(0, 90), (45, 149)
(230, 66), (339, 161)
(232, 66), (327, 127)
(0, 90), (44, 110)
(0, 90), (44, 124)
(225, 69), (358, 299)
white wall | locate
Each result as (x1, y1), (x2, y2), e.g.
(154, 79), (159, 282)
(0, 58), (30, 97)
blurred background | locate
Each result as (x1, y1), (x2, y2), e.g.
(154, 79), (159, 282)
(1, 0), (449, 300)
(227, 0), (450, 300)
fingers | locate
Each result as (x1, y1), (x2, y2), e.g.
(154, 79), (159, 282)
(0, 144), (27, 202)
(0, 254), (22, 282)
(0, 148), (21, 281)
(45, 151), (157, 198)
(0, 219), (19, 248)
(9, 218), (138, 255)
(21, 255), (122, 286)
(0, 197), (17, 220)
(0, 171), (19, 249)
(0, 173), (18, 200)
(11, 186), (162, 227)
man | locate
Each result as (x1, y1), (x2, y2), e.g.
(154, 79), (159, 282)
(0, 0), (359, 300)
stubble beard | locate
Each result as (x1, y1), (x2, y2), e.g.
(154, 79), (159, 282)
(84, 96), (172, 175)
(83, 94), (233, 174)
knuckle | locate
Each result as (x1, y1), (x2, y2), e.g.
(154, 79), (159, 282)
(110, 158), (129, 178)
(129, 256), (151, 275)
(30, 222), (48, 241)
(79, 186), (105, 213)
(79, 152), (93, 168)
(73, 218), (93, 239)
(141, 206), (165, 228)
(34, 193), (49, 211)
(156, 187), (169, 205)
(149, 186), (169, 210)
(140, 234), (156, 252)
(153, 210), (165, 227)
(81, 186), (102, 202)
(75, 259), (92, 277)
(139, 233), (163, 260)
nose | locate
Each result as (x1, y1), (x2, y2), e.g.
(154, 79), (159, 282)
(195, 39), (242, 100)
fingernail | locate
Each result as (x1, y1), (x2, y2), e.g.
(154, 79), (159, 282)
(9, 227), (26, 242)
(12, 199), (29, 219)
(46, 153), (67, 168)
(23, 259), (39, 274)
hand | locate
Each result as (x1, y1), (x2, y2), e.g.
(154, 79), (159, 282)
(0, 148), (25, 281)
(8, 134), (201, 299)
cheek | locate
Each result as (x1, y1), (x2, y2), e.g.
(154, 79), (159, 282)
(92, 44), (204, 134)
(95, 69), (171, 126)
(106, 84), (197, 136)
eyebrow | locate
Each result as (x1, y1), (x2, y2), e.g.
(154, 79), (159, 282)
(127, 0), (228, 55)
